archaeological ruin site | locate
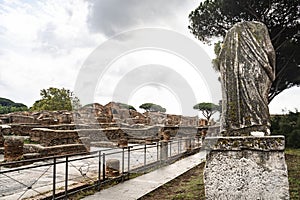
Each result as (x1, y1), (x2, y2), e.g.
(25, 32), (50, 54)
(0, 101), (210, 162)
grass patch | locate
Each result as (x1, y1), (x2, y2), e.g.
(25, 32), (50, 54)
(140, 162), (205, 200)
(23, 138), (38, 144)
(285, 148), (300, 199)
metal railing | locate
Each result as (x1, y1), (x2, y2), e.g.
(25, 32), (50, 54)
(0, 137), (201, 200)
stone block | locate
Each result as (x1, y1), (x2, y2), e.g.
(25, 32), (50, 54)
(204, 136), (289, 200)
(30, 128), (80, 146)
(4, 137), (24, 161)
(160, 141), (168, 160)
(106, 159), (120, 176)
(118, 138), (128, 147)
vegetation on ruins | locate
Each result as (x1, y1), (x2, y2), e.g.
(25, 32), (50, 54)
(30, 87), (79, 111)
(119, 103), (136, 111)
(139, 103), (166, 113)
(271, 110), (300, 148)
(193, 102), (219, 122)
(189, 0), (300, 102)
(0, 97), (28, 114)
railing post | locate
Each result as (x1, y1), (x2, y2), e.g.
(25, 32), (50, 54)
(169, 141), (172, 157)
(65, 156), (68, 199)
(98, 151), (101, 189)
(177, 140), (180, 155)
(52, 157), (56, 200)
(102, 153), (106, 181)
(122, 148), (125, 174)
(156, 142), (159, 161)
(179, 139), (181, 153)
(144, 144), (147, 167)
(127, 147), (130, 179)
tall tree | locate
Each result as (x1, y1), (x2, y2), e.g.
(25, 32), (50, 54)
(31, 87), (79, 111)
(193, 102), (219, 122)
(139, 103), (166, 113)
(189, 0), (300, 102)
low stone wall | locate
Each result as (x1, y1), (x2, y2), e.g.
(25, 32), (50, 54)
(203, 136), (289, 200)
(30, 128), (81, 146)
(9, 115), (36, 124)
(125, 126), (161, 138)
(24, 144), (87, 157)
(79, 126), (201, 143)
(161, 126), (198, 137)
(77, 129), (111, 141)
(8, 124), (100, 136)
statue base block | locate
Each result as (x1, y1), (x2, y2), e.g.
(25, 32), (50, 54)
(203, 136), (289, 200)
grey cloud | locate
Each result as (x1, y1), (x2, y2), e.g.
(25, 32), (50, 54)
(34, 22), (96, 56)
(112, 64), (198, 116)
(87, 0), (185, 36)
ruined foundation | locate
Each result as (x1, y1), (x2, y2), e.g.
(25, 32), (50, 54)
(203, 136), (289, 200)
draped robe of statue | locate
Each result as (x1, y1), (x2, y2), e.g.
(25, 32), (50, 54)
(219, 21), (276, 136)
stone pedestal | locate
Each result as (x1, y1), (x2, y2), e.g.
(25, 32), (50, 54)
(160, 141), (168, 160)
(203, 136), (289, 200)
(184, 138), (192, 151)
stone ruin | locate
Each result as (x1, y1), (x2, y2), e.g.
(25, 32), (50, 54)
(204, 21), (289, 199)
(0, 101), (209, 162)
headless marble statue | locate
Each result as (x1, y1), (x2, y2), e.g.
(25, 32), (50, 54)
(219, 21), (276, 136)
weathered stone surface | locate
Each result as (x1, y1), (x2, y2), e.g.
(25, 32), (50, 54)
(160, 141), (168, 160)
(91, 141), (117, 148)
(219, 21), (275, 136)
(4, 137), (24, 161)
(0, 125), (12, 135)
(9, 115), (36, 124)
(79, 137), (91, 151)
(204, 149), (289, 200)
(23, 143), (87, 157)
(117, 138), (128, 147)
(0, 127), (4, 146)
(203, 136), (285, 151)
(106, 159), (120, 177)
(161, 130), (171, 141)
(30, 128), (81, 146)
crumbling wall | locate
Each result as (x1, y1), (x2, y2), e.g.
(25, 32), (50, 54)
(30, 128), (81, 146)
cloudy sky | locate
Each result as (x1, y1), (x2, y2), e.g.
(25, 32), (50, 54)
(0, 0), (299, 116)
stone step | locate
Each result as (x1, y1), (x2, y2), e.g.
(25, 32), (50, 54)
(23, 153), (41, 159)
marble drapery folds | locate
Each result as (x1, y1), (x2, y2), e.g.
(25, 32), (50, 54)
(219, 21), (275, 136)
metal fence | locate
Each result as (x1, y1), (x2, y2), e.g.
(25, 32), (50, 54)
(0, 137), (201, 200)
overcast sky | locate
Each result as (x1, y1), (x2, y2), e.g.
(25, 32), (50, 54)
(0, 0), (299, 116)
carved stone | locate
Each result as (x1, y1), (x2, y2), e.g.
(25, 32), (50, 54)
(219, 21), (276, 136)
(204, 137), (289, 200)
